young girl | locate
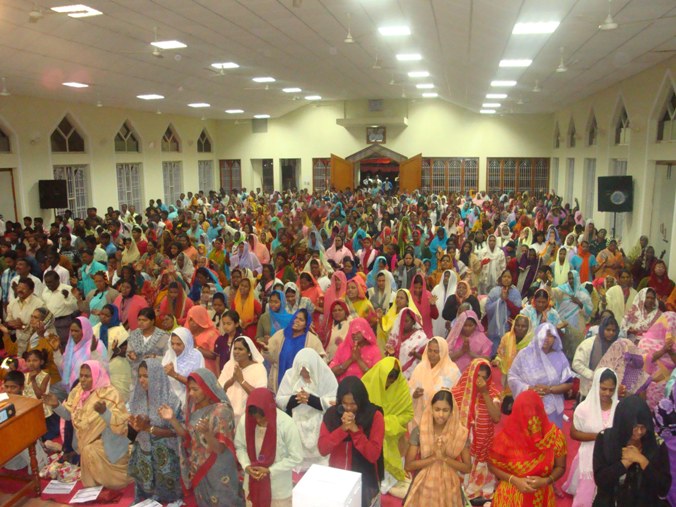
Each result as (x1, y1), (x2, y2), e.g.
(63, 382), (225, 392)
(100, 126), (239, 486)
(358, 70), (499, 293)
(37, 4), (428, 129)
(24, 349), (59, 440)
(214, 310), (243, 371)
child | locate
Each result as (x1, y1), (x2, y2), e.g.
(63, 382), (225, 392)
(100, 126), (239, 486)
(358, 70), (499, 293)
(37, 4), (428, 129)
(23, 349), (60, 441)
(214, 310), (243, 370)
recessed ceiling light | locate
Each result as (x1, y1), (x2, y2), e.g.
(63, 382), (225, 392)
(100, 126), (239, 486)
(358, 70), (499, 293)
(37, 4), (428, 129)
(188, 103), (210, 108)
(512, 21), (560, 34)
(137, 94), (164, 100)
(480, 109), (497, 114)
(396, 53), (422, 61)
(416, 83), (435, 89)
(408, 71), (430, 78)
(62, 82), (88, 88)
(151, 40), (187, 50)
(305, 95), (321, 100)
(482, 103), (502, 108)
(282, 87), (302, 93)
(378, 26), (411, 36)
(486, 93), (508, 99)
(211, 62), (239, 70)
(225, 109), (244, 114)
(51, 4), (102, 17)
(422, 92), (438, 98)
(491, 80), (517, 87)
(254, 114), (270, 119)
(252, 77), (275, 83)
(499, 59), (532, 68)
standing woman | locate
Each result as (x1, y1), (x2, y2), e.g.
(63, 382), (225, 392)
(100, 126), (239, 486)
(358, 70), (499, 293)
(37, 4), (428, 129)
(485, 269), (522, 355)
(488, 390), (567, 507)
(235, 388), (303, 507)
(128, 359), (183, 504)
(329, 317), (382, 382)
(553, 270), (593, 360)
(564, 368), (619, 507)
(495, 315), (533, 397)
(158, 281), (193, 327)
(431, 269), (458, 337)
(276, 348), (338, 471)
(447, 310), (492, 372)
(593, 396), (671, 507)
(186, 305), (221, 376)
(255, 291), (293, 350)
(361, 357), (414, 497)
(114, 280), (149, 330)
(159, 369), (244, 507)
(162, 327), (205, 406)
(218, 335), (267, 428)
(572, 315), (621, 398)
(380, 288), (421, 351)
(404, 389), (471, 507)
(386, 308), (428, 379)
(232, 275), (263, 341)
(318, 376), (385, 507)
(452, 359), (501, 501)
(127, 308), (169, 384)
(605, 269), (637, 324)
(442, 281), (482, 323)
(81, 272), (119, 327)
(92, 304), (128, 351)
(409, 273), (438, 338)
(323, 299), (353, 361)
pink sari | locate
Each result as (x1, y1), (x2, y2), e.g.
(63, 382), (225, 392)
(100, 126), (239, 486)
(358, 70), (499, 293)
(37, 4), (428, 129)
(410, 273), (435, 338)
(446, 310), (492, 372)
(639, 312), (676, 410)
(329, 317), (382, 381)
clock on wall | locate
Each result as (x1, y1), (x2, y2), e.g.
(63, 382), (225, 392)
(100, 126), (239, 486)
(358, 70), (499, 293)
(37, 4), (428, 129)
(366, 126), (386, 144)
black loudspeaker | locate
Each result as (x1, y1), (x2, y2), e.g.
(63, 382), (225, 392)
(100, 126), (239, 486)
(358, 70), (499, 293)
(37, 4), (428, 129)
(597, 176), (633, 212)
(38, 180), (68, 209)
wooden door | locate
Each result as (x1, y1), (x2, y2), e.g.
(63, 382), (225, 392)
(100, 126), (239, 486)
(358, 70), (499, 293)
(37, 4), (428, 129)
(330, 154), (354, 191)
(399, 153), (422, 193)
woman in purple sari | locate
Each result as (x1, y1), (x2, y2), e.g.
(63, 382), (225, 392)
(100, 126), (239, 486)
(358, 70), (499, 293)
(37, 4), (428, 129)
(517, 247), (541, 298)
(508, 323), (574, 428)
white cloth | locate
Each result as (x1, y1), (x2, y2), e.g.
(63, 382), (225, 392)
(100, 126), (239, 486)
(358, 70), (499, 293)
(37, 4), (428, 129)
(8, 274), (44, 302)
(431, 269), (457, 336)
(7, 294), (45, 355)
(161, 326), (205, 406)
(41, 284), (79, 318)
(43, 264), (70, 285)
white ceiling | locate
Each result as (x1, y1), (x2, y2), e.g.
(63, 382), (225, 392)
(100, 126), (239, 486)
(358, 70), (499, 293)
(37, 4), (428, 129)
(0, 0), (674, 118)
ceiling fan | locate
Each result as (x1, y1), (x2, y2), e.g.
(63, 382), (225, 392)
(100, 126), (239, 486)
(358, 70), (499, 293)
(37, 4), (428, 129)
(0, 78), (10, 97)
(344, 13), (355, 44)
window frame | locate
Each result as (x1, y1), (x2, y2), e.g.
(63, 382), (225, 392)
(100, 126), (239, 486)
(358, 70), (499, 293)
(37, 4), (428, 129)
(485, 158), (550, 197)
(116, 162), (143, 211)
(53, 164), (89, 217)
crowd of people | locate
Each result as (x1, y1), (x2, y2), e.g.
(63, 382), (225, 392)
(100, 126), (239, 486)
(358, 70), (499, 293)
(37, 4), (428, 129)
(0, 184), (675, 507)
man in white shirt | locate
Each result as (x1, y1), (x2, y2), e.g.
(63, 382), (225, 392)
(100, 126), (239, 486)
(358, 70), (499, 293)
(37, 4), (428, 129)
(42, 248), (70, 286)
(6, 277), (44, 355)
(9, 258), (43, 303)
(42, 270), (79, 347)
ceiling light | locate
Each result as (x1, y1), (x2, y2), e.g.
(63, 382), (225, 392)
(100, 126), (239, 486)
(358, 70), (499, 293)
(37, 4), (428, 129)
(305, 95), (321, 100)
(416, 83), (434, 89)
(62, 82), (88, 88)
(512, 21), (560, 34)
(396, 53), (422, 61)
(422, 92), (438, 98)
(480, 109), (497, 114)
(491, 80), (517, 87)
(211, 62), (239, 70)
(599, 0), (618, 30)
(0, 78), (10, 97)
(282, 87), (302, 93)
(408, 71), (430, 78)
(486, 93), (507, 99)
(225, 109), (244, 114)
(556, 47), (568, 72)
(344, 12), (354, 43)
(188, 103), (210, 108)
(378, 26), (411, 36)
(51, 4), (102, 17)
(482, 103), (501, 108)
(252, 77), (275, 83)
(137, 94), (164, 100)
(254, 114), (270, 119)
(499, 59), (532, 68)
(532, 80), (542, 92)
(151, 40), (187, 50)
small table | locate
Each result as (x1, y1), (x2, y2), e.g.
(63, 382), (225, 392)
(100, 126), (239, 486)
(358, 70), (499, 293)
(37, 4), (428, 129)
(0, 395), (47, 507)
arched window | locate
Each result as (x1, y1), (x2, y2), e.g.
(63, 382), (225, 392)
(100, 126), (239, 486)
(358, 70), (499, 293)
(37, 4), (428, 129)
(0, 127), (9, 153)
(197, 129), (212, 153)
(615, 105), (630, 145)
(115, 121), (140, 152)
(51, 116), (85, 152)
(567, 119), (576, 148)
(657, 89), (676, 142)
(587, 114), (598, 146)
(161, 124), (180, 152)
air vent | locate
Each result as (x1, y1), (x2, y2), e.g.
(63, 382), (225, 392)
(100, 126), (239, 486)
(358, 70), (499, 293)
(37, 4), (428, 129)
(252, 118), (268, 134)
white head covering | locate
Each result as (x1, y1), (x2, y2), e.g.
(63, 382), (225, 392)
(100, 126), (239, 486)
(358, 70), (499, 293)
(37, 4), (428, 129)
(431, 269), (457, 336)
(162, 326), (205, 404)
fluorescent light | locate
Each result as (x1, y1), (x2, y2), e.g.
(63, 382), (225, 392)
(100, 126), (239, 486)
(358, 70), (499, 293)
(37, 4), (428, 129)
(252, 77), (275, 83)
(499, 59), (532, 68)
(188, 103), (210, 108)
(512, 21), (560, 34)
(396, 53), (422, 61)
(408, 71), (430, 78)
(491, 80), (517, 87)
(416, 83), (434, 89)
(282, 87), (302, 93)
(225, 109), (244, 114)
(137, 94), (164, 100)
(482, 103), (502, 108)
(51, 4), (102, 17)
(480, 109), (497, 114)
(62, 82), (88, 88)
(422, 92), (438, 98)
(486, 93), (507, 99)
(151, 40), (187, 50)
(305, 95), (321, 100)
(211, 62), (239, 69)
(254, 114), (270, 119)
(378, 26), (411, 36)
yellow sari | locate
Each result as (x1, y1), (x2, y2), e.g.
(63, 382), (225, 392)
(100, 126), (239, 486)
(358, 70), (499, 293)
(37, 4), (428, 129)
(378, 289), (421, 350)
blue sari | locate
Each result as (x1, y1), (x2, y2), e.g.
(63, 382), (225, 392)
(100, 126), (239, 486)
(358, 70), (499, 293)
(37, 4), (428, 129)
(277, 309), (312, 387)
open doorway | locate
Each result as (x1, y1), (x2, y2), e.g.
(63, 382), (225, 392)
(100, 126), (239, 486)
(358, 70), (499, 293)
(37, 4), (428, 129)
(346, 145), (408, 192)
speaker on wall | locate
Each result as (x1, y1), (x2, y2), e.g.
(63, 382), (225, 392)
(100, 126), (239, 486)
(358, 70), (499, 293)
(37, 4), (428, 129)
(38, 180), (68, 209)
(597, 176), (633, 212)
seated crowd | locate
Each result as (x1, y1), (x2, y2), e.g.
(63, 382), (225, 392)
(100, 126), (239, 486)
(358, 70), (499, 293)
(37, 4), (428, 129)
(1, 185), (676, 507)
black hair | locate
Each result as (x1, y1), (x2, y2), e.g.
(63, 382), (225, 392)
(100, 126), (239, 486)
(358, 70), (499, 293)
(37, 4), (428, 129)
(4, 370), (24, 387)
(600, 369), (618, 385)
(24, 348), (47, 368)
(223, 310), (240, 324)
(247, 405), (265, 417)
(212, 292), (226, 304)
(18, 277), (35, 291)
(478, 363), (492, 379)
(431, 389), (454, 408)
(138, 307), (156, 321)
